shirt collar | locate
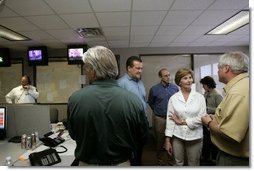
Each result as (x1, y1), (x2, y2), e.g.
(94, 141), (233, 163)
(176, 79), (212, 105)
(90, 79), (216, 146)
(19, 85), (25, 90)
(91, 79), (118, 86)
(223, 73), (249, 94)
(125, 74), (139, 82)
(160, 82), (169, 87)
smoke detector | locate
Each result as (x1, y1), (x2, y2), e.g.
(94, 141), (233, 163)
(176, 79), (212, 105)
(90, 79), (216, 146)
(76, 28), (104, 38)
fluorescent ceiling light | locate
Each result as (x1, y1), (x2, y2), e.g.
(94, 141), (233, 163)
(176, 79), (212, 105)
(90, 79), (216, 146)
(206, 10), (249, 35)
(0, 25), (30, 41)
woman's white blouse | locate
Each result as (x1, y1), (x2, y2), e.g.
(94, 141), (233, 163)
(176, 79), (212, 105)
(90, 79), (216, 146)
(165, 89), (206, 141)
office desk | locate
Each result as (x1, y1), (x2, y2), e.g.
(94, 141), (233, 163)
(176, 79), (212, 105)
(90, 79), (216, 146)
(0, 130), (76, 166)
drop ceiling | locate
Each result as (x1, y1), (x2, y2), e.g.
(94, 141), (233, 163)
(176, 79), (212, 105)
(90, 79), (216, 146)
(0, 0), (249, 51)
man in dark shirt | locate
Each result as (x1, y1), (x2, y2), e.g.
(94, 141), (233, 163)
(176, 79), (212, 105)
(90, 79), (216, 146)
(67, 46), (149, 166)
(148, 68), (178, 165)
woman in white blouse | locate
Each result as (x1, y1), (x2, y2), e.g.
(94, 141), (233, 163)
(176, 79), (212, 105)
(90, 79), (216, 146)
(164, 68), (206, 166)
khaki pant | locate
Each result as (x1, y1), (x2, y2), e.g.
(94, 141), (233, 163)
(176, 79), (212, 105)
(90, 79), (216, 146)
(153, 113), (175, 165)
(79, 160), (130, 166)
(172, 136), (203, 166)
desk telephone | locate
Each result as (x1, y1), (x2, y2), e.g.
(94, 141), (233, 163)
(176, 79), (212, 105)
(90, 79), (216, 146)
(39, 136), (65, 147)
(29, 148), (61, 166)
(29, 136), (65, 166)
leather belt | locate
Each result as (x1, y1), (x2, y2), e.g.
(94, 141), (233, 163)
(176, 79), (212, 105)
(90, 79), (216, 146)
(155, 115), (166, 119)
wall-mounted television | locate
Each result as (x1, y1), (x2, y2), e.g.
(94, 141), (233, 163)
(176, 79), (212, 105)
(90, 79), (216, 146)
(0, 48), (11, 67)
(67, 45), (87, 65)
(27, 46), (48, 66)
(0, 107), (6, 140)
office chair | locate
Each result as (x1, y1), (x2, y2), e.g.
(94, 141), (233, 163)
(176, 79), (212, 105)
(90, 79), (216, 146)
(50, 108), (59, 123)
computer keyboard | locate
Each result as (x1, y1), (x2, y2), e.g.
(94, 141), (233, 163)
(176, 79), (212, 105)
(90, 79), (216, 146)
(8, 136), (21, 143)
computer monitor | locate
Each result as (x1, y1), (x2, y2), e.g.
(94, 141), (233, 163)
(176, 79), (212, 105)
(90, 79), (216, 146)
(0, 107), (7, 140)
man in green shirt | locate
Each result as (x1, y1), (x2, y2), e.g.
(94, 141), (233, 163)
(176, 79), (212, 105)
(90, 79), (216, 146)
(68, 46), (149, 166)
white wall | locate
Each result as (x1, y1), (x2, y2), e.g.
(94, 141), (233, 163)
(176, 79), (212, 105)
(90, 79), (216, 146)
(112, 46), (249, 77)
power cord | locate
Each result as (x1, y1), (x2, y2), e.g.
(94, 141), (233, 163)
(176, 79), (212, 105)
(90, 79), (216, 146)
(55, 145), (67, 153)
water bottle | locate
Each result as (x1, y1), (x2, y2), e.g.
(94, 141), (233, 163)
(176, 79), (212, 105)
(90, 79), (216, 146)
(5, 156), (12, 166)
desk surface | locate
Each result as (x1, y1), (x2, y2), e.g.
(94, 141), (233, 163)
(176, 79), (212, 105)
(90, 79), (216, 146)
(0, 129), (76, 166)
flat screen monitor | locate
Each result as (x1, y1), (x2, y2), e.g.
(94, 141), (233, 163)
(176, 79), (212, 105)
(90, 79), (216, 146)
(67, 45), (87, 65)
(0, 48), (11, 67)
(0, 107), (6, 139)
(0, 107), (6, 130)
(27, 46), (48, 66)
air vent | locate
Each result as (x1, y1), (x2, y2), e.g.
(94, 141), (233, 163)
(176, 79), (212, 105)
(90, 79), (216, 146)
(76, 28), (104, 38)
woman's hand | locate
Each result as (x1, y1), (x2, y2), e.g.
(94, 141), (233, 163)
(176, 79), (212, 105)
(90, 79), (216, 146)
(164, 137), (173, 156)
(169, 113), (185, 125)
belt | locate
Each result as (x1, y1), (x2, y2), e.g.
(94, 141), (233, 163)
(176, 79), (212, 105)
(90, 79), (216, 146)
(79, 160), (130, 166)
(155, 114), (166, 119)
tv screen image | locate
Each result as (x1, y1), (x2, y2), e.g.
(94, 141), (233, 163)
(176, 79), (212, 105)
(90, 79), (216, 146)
(28, 50), (42, 60)
(27, 46), (48, 66)
(67, 45), (87, 65)
(68, 48), (83, 60)
(0, 107), (6, 130)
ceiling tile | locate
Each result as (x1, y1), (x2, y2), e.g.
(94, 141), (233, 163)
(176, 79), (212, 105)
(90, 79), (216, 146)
(26, 16), (69, 29)
(131, 26), (158, 35)
(96, 12), (130, 27)
(132, 11), (167, 26)
(230, 25), (249, 35)
(208, 0), (249, 10)
(0, 6), (19, 17)
(152, 35), (176, 42)
(0, 17), (39, 31)
(108, 40), (129, 48)
(181, 26), (213, 35)
(5, 0), (54, 16)
(149, 41), (170, 47)
(90, 0), (131, 12)
(106, 36), (129, 41)
(130, 35), (153, 42)
(156, 26), (186, 35)
(168, 42), (189, 47)
(171, 0), (215, 10)
(192, 10), (239, 25)
(162, 10), (203, 26)
(87, 41), (109, 48)
(193, 35), (222, 43)
(133, 0), (174, 11)
(60, 14), (99, 28)
(46, 29), (79, 39)
(102, 27), (130, 36)
(45, 0), (92, 13)
(19, 30), (54, 40)
(173, 35), (200, 43)
(0, 0), (249, 50)
(130, 42), (149, 47)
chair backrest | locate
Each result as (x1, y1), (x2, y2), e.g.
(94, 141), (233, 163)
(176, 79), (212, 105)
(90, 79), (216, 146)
(50, 108), (59, 123)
